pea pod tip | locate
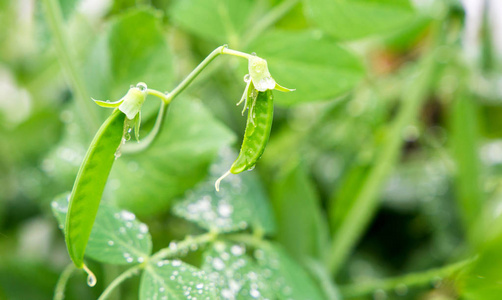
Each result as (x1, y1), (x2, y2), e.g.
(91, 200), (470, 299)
(214, 170), (231, 192)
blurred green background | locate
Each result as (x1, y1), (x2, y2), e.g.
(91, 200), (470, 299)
(2, 0), (502, 299)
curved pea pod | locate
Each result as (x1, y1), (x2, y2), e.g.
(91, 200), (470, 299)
(65, 109), (125, 269)
(215, 90), (274, 191)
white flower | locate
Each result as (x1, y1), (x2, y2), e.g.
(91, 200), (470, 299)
(236, 55), (294, 119)
(92, 82), (148, 120)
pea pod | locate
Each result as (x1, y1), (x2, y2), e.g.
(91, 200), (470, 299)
(65, 109), (125, 269)
(215, 89), (274, 191)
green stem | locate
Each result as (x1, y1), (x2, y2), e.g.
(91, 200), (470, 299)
(41, 0), (99, 133)
(53, 263), (76, 300)
(326, 24), (441, 275)
(167, 45), (260, 103)
(222, 48), (254, 60)
(150, 231), (217, 262)
(97, 232), (217, 299)
(97, 265), (142, 300)
(166, 46), (226, 102)
(339, 258), (474, 298)
(242, 0), (300, 47)
(147, 89), (171, 104)
(224, 233), (269, 249)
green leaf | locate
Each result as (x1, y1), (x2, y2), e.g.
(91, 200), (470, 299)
(83, 8), (174, 101)
(172, 147), (276, 234)
(271, 161), (329, 260)
(458, 218), (502, 300)
(140, 260), (217, 299)
(304, 0), (416, 41)
(170, 0), (254, 44)
(253, 243), (325, 299)
(107, 99), (236, 216)
(51, 193), (152, 265)
(201, 241), (274, 299)
(247, 30), (365, 105)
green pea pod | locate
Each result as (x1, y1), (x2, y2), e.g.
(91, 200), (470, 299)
(216, 90), (273, 191)
(65, 109), (125, 269)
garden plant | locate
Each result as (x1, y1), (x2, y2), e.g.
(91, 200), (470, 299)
(1, 0), (502, 299)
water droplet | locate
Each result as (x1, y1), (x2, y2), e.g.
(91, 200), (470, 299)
(212, 258), (225, 270)
(172, 260), (182, 267)
(250, 289), (260, 298)
(218, 203), (233, 217)
(108, 240), (114, 246)
(136, 82), (147, 91)
(244, 74), (251, 83)
(138, 257), (144, 263)
(139, 223), (148, 233)
(83, 265), (97, 287)
(251, 52), (257, 56)
(196, 283), (204, 289)
(221, 289), (233, 299)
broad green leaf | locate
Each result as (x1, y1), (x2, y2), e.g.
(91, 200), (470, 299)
(170, 0), (254, 45)
(83, 8), (173, 101)
(172, 147), (276, 234)
(458, 217), (502, 300)
(108, 99), (236, 216)
(202, 241), (274, 299)
(51, 193), (152, 265)
(140, 260), (217, 299)
(304, 0), (416, 41)
(253, 243), (324, 299)
(247, 30), (365, 105)
(271, 161), (329, 260)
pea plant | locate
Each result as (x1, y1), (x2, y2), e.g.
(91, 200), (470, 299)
(4, 0), (502, 299)
(56, 43), (297, 297)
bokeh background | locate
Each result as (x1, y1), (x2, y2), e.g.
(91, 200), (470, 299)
(2, 0), (502, 299)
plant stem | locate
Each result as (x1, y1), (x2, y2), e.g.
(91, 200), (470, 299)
(147, 89), (171, 104)
(339, 258), (474, 298)
(242, 0), (300, 47)
(225, 233), (269, 249)
(326, 24), (441, 275)
(41, 0), (99, 134)
(222, 48), (254, 60)
(97, 265), (142, 300)
(167, 45), (260, 103)
(54, 263), (76, 300)
(166, 46), (226, 102)
(150, 231), (218, 262)
(97, 232), (217, 299)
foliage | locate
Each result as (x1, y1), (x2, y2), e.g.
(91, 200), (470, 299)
(2, 0), (502, 299)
